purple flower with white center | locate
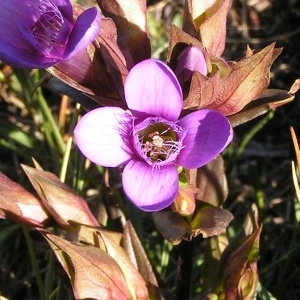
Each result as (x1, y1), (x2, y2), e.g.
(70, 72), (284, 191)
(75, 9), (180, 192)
(74, 59), (233, 211)
(0, 0), (100, 68)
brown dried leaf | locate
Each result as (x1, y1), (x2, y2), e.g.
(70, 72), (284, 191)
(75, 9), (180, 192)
(41, 230), (133, 300)
(97, 0), (150, 64)
(228, 88), (295, 127)
(189, 201), (233, 238)
(187, 156), (228, 207)
(0, 172), (49, 226)
(289, 78), (300, 94)
(152, 211), (191, 245)
(21, 165), (99, 229)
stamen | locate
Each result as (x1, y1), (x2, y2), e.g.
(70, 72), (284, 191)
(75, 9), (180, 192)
(19, 0), (65, 56)
(133, 117), (187, 167)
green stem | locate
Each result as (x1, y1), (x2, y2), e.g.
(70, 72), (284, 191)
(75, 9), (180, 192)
(237, 110), (275, 158)
(22, 226), (46, 300)
(35, 85), (66, 155)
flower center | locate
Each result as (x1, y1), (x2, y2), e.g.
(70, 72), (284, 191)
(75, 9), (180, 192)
(133, 118), (186, 166)
(19, 1), (71, 56)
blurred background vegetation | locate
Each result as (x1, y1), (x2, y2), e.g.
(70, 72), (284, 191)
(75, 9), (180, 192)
(1, 0), (300, 299)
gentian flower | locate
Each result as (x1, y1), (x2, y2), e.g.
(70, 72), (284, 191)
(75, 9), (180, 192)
(74, 59), (233, 211)
(0, 0), (100, 68)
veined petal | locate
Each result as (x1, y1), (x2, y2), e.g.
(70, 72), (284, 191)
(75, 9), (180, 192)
(0, 43), (62, 68)
(74, 107), (134, 167)
(177, 110), (233, 168)
(122, 160), (179, 211)
(64, 7), (101, 59)
(125, 59), (183, 121)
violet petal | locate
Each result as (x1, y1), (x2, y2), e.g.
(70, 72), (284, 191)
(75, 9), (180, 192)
(125, 59), (183, 121)
(122, 160), (179, 211)
(177, 110), (233, 168)
(74, 107), (134, 167)
(64, 7), (101, 59)
(175, 46), (208, 82)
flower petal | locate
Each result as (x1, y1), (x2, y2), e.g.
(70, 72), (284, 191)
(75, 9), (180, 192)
(74, 107), (134, 167)
(122, 160), (179, 211)
(175, 46), (208, 82)
(125, 59), (183, 121)
(177, 110), (233, 168)
(64, 7), (101, 59)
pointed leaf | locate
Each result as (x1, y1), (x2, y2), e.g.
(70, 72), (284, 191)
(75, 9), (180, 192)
(183, 71), (221, 110)
(209, 204), (261, 300)
(0, 172), (49, 226)
(41, 230), (132, 300)
(99, 229), (149, 299)
(71, 224), (149, 299)
(209, 44), (282, 115)
(123, 221), (158, 286)
(183, 0), (232, 56)
(21, 165), (99, 229)
(228, 88), (296, 127)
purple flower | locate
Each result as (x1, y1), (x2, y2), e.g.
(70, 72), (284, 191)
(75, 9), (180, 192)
(74, 59), (233, 211)
(0, 0), (100, 68)
(175, 46), (208, 82)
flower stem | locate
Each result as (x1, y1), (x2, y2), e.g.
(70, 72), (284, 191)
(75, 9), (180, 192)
(176, 239), (194, 299)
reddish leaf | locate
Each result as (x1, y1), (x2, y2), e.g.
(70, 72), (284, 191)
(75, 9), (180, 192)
(41, 230), (133, 300)
(208, 43), (282, 115)
(64, 224), (150, 299)
(99, 230), (149, 299)
(0, 172), (49, 226)
(21, 165), (99, 229)
(183, 0), (232, 56)
(183, 71), (221, 110)
(123, 222), (158, 285)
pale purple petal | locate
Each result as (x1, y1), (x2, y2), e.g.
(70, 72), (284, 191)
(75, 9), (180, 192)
(124, 59), (183, 121)
(175, 46), (208, 82)
(64, 7), (101, 59)
(122, 160), (179, 211)
(177, 110), (233, 168)
(74, 107), (134, 167)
